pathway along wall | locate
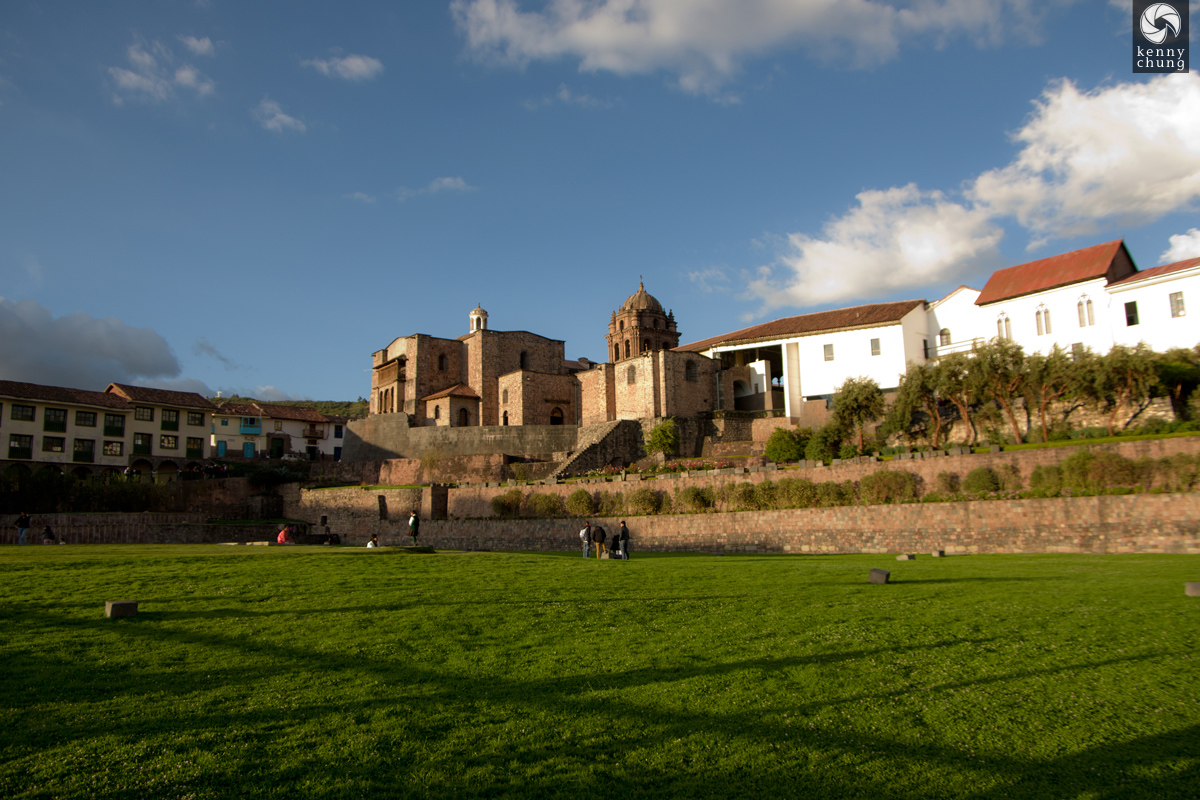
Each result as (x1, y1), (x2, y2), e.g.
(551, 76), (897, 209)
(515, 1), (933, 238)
(289, 487), (1199, 555)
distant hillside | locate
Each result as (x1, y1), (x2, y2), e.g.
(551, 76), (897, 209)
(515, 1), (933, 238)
(211, 396), (369, 419)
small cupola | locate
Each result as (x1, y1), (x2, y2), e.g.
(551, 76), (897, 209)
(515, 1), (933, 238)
(470, 304), (488, 332)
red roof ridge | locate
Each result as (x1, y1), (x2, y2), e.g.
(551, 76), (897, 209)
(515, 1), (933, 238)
(976, 239), (1131, 305)
(678, 299), (925, 352)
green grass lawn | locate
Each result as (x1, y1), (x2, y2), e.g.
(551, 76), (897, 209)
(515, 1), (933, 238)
(1, 547), (1197, 799)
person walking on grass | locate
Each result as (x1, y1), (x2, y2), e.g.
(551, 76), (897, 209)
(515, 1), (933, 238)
(619, 521), (630, 560)
(408, 510), (420, 544)
(15, 512), (31, 546)
(579, 522), (592, 558)
(592, 524), (607, 559)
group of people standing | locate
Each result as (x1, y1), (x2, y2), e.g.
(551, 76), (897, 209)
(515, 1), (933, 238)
(579, 521), (630, 560)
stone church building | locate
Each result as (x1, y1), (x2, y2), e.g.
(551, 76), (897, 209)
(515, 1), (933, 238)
(368, 283), (720, 433)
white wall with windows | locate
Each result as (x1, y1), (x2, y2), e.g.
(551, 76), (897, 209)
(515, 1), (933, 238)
(1107, 265), (1199, 352)
(975, 277), (1118, 357)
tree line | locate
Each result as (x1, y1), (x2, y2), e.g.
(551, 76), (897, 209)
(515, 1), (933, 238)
(765, 340), (1200, 461)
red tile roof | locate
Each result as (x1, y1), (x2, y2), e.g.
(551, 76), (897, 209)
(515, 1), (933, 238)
(677, 299), (926, 352)
(255, 403), (330, 423)
(1107, 256), (1200, 286)
(421, 383), (481, 401)
(0, 380), (132, 409)
(107, 383), (216, 410)
(975, 239), (1134, 305)
(212, 402), (259, 416)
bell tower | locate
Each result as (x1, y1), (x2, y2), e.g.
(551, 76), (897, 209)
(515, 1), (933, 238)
(606, 282), (678, 362)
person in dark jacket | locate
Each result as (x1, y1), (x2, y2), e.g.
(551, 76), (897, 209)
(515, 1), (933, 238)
(618, 521), (630, 560)
(15, 512), (31, 546)
(408, 510), (420, 543)
(592, 524), (607, 558)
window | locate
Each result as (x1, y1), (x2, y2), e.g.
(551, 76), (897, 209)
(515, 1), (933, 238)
(939, 328), (951, 346)
(75, 410), (96, 427)
(104, 441), (124, 457)
(1077, 298), (1088, 327)
(187, 411), (205, 426)
(43, 407), (67, 432)
(104, 414), (125, 437)
(685, 361), (698, 382)
(42, 437), (66, 453)
(162, 409), (179, 431)
(613, 345), (620, 361)
(1086, 299), (1095, 326)
(624, 341), (630, 359)
(641, 340), (650, 352)
(434, 406), (441, 420)
(1170, 291), (1186, 318)
(438, 354), (447, 371)
(823, 344), (834, 361)
(1036, 308), (1045, 336)
(1125, 301), (1139, 326)
(997, 315), (1012, 340)
(502, 388), (509, 404)
(520, 351), (529, 369)
(9, 433), (33, 460)
(923, 339), (929, 359)
(160, 434), (178, 450)
(220, 418), (229, 427)
(186, 437), (203, 458)
(619, 320), (625, 331)
(274, 421), (283, 431)
(627, 366), (637, 385)
(334, 425), (343, 439)
(134, 407), (154, 422)
(73, 439), (95, 463)
(133, 433), (153, 455)
(11, 404), (35, 422)
(870, 338), (881, 356)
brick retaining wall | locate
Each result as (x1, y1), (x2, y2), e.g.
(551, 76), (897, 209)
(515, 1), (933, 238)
(0, 512), (292, 545)
(285, 485), (1200, 554)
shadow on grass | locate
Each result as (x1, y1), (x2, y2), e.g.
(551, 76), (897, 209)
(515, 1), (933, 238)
(3, 600), (1189, 800)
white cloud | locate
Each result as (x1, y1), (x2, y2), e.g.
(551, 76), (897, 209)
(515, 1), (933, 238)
(397, 176), (478, 200)
(344, 191), (377, 203)
(453, 0), (1069, 95)
(178, 35), (215, 56)
(747, 184), (1003, 310)
(107, 40), (216, 105)
(748, 73), (1200, 311)
(525, 82), (616, 109)
(969, 74), (1200, 244)
(688, 266), (732, 293)
(0, 298), (182, 390)
(253, 98), (306, 133)
(173, 65), (215, 96)
(302, 54), (384, 81)
(194, 337), (238, 370)
(1161, 228), (1200, 263)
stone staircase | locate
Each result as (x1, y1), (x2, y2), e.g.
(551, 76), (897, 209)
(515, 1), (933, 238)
(551, 420), (642, 479)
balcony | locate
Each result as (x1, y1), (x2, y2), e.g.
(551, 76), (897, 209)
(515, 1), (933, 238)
(240, 421), (262, 435)
(301, 427), (326, 439)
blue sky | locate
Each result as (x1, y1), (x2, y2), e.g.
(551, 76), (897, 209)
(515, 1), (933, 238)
(2, 1), (1198, 401)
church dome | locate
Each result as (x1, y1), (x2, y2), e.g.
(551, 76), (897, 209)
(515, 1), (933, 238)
(619, 282), (664, 314)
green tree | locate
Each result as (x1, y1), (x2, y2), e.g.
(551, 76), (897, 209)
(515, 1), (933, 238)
(889, 361), (945, 447)
(1092, 344), (1159, 435)
(764, 427), (805, 463)
(644, 417), (679, 457)
(1024, 345), (1077, 442)
(970, 338), (1028, 444)
(830, 376), (885, 453)
(936, 352), (980, 445)
(1155, 346), (1200, 420)
(804, 422), (844, 463)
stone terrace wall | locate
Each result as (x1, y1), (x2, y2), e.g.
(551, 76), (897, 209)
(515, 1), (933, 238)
(287, 493), (1200, 554)
(0, 512), (292, 545)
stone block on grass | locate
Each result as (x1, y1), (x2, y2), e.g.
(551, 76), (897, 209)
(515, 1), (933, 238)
(1186, 582), (1200, 597)
(105, 601), (138, 619)
(869, 569), (890, 584)
(896, 554), (916, 561)
(931, 550), (945, 557)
